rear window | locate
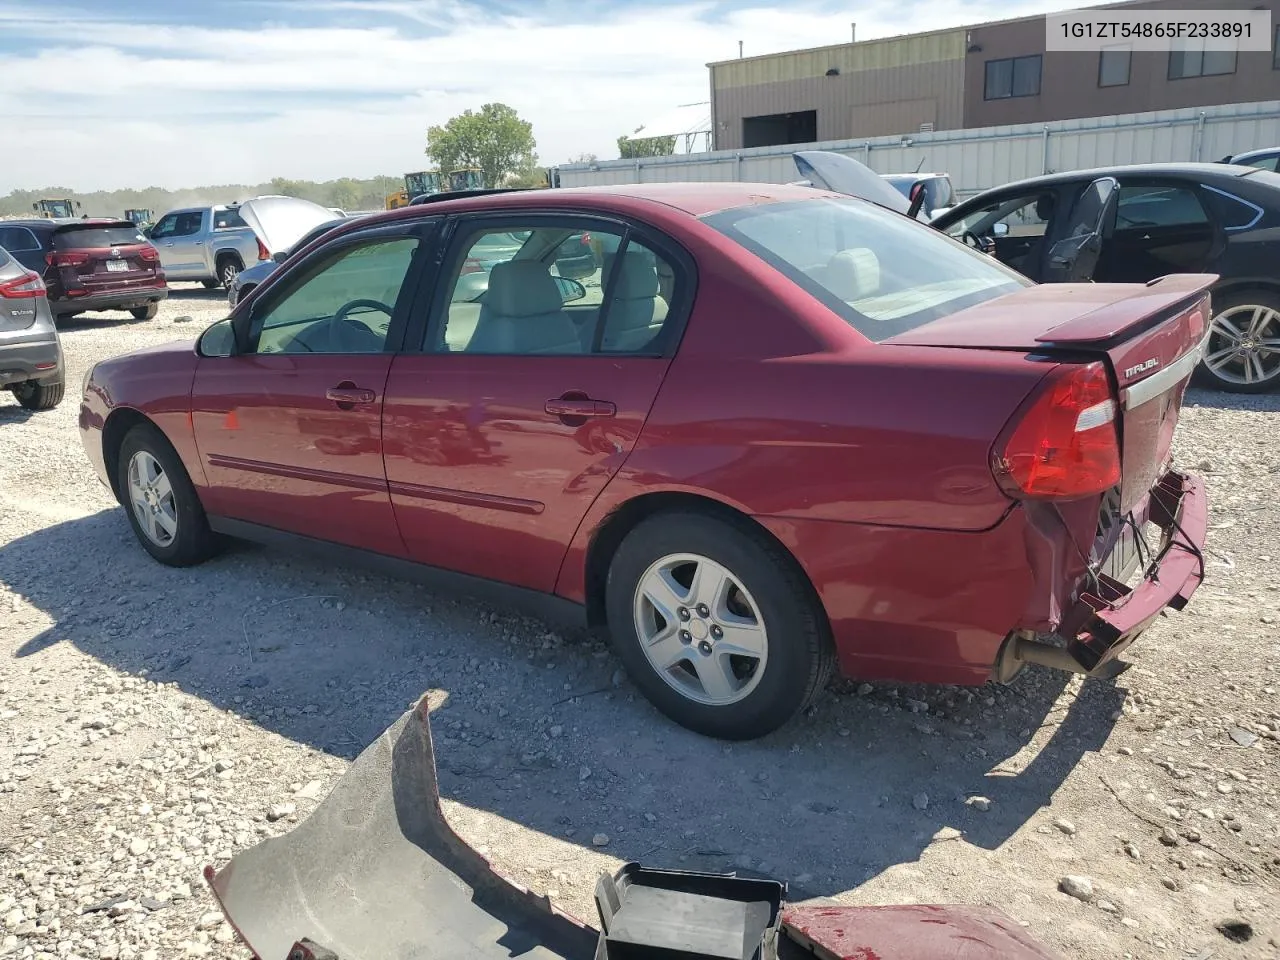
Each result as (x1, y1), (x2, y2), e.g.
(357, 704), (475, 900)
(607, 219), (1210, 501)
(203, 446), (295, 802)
(213, 209), (248, 230)
(54, 225), (148, 249)
(703, 197), (1030, 342)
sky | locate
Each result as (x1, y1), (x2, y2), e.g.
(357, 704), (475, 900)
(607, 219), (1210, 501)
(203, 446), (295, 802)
(1, 0), (1097, 192)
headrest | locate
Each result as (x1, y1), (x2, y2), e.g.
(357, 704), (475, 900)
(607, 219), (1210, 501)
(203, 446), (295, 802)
(825, 249), (880, 302)
(484, 260), (563, 317)
(604, 251), (659, 300)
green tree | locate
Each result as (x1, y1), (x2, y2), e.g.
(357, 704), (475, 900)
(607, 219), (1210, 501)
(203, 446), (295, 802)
(269, 176), (305, 197)
(617, 129), (677, 159)
(328, 178), (361, 210)
(425, 103), (537, 190)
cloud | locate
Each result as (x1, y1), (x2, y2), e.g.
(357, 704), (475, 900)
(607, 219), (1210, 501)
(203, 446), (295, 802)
(0, 0), (1099, 192)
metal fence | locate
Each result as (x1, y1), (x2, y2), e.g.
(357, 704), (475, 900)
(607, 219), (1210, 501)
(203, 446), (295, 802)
(555, 100), (1280, 198)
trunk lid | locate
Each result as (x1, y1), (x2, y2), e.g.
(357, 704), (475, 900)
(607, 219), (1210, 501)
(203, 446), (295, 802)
(239, 195), (341, 258)
(48, 221), (161, 295)
(887, 273), (1216, 512)
(792, 151), (913, 216)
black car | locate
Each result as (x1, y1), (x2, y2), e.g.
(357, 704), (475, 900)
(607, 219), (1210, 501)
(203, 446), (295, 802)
(931, 163), (1280, 393)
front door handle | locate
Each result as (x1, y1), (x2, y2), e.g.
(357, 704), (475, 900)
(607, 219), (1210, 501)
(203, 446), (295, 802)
(545, 397), (616, 418)
(326, 383), (377, 409)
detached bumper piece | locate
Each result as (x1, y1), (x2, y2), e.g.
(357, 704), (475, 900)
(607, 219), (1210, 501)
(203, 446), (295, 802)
(1063, 470), (1206, 673)
(206, 693), (1061, 960)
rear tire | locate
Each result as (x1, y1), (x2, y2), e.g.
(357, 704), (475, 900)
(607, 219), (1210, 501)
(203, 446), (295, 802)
(12, 379), (64, 411)
(1198, 289), (1280, 393)
(215, 256), (242, 290)
(130, 303), (159, 321)
(201, 279), (219, 290)
(116, 423), (219, 567)
(605, 511), (833, 740)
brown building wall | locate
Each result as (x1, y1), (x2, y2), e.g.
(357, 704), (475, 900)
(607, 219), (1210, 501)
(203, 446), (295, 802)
(711, 59), (966, 149)
(964, 0), (1280, 127)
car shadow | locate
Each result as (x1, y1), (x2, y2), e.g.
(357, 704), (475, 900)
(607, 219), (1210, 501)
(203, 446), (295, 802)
(0, 398), (38, 421)
(167, 284), (229, 303)
(2, 508), (1124, 902)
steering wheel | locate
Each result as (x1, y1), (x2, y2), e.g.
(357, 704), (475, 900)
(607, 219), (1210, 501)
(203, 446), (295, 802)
(961, 231), (983, 249)
(329, 298), (393, 352)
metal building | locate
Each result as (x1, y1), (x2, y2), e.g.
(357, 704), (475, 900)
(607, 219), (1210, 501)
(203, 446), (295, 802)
(709, 0), (1280, 151)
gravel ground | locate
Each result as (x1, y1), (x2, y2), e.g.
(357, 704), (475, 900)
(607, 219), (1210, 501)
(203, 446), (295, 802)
(2, 283), (1279, 960)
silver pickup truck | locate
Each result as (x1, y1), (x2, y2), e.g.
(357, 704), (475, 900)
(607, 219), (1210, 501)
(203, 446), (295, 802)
(147, 204), (266, 288)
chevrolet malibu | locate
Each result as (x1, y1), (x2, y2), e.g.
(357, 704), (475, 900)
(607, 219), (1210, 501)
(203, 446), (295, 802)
(79, 183), (1209, 740)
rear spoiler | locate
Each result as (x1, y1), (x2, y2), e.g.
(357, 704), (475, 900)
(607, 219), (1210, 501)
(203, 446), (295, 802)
(1033, 274), (1215, 346)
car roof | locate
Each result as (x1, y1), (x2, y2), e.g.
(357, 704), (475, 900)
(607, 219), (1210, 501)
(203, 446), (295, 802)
(972, 162), (1257, 196)
(374, 182), (842, 222)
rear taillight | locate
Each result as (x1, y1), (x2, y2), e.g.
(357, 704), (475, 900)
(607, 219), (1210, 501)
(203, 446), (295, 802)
(0, 271), (45, 299)
(994, 361), (1120, 499)
(46, 251), (90, 267)
(139, 245), (159, 262)
(256, 238), (270, 261)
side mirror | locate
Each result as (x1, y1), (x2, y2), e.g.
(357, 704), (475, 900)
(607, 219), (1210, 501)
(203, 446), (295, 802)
(555, 276), (586, 303)
(992, 221), (1009, 237)
(197, 318), (236, 358)
(272, 251), (288, 264)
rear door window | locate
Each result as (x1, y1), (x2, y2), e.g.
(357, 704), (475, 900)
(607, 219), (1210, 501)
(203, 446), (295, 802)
(54, 225), (149, 249)
(1115, 186), (1208, 229)
(0, 226), (41, 253)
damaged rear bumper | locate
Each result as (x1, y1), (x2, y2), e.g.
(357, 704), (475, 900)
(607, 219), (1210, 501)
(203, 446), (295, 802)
(997, 470), (1206, 680)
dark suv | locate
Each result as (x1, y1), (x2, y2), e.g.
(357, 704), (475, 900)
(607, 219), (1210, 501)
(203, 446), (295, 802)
(0, 219), (168, 321)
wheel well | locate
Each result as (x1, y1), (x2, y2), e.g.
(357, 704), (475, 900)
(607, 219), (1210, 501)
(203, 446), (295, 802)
(581, 492), (830, 637)
(215, 250), (244, 269)
(101, 408), (155, 502)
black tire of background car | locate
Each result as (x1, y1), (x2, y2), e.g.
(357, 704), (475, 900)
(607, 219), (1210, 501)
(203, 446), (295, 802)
(11, 379), (64, 411)
(1196, 289), (1280, 394)
(217, 256), (242, 289)
(116, 422), (220, 567)
(201, 279), (219, 290)
(130, 304), (159, 321)
(605, 511), (834, 740)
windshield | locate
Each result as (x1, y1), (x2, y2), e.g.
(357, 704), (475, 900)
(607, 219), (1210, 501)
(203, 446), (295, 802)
(703, 197), (1030, 342)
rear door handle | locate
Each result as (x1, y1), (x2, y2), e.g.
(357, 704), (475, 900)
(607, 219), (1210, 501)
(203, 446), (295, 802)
(545, 397), (616, 418)
(326, 384), (377, 408)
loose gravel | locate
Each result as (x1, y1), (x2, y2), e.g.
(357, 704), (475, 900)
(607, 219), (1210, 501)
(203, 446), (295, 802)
(2, 284), (1279, 960)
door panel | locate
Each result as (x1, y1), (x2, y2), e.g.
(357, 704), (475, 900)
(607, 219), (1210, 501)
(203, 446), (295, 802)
(383, 217), (687, 592)
(192, 355), (401, 554)
(1092, 183), (1216, 284)
(382, 355), (670, 590)
(152, 212), (206, 277)
(191, 229), (428, 556)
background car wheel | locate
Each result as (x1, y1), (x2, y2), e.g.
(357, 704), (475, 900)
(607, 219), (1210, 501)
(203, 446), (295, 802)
(11, 379), (64, 411)
(116, 423), (219, 567)
(216, 257), (242, 289)
(130, 304), (159, 321)
(201, 279), (219, 290)
(605, 511), (833, 740)
(1199, 290), (1280, 393)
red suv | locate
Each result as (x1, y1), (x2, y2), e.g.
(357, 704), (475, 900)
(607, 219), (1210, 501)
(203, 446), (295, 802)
(0, 219), (167, 321)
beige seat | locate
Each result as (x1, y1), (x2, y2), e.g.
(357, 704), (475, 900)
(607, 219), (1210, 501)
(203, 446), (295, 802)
(466, 260), (580, 354)
(599, 251), (667, 352)
(823, 248), (881, 301)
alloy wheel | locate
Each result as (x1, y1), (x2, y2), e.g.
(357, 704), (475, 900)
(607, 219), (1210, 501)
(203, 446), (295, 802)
(1205, 304), (1280, 387)
(632, 552), (769, 706)
(127, 450), (178, 547)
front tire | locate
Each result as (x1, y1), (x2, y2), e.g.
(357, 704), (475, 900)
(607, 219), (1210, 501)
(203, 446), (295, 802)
(130, 303), (159, 320)
(1199, 290), (1280, 393)
(201, 279), (219, 290)
(116, 423), (219, 566)
(12, 379), (64, 411)
(605, 511), (833, 740)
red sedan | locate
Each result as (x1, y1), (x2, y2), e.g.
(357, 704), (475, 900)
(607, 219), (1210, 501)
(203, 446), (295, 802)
(78, 183), (1209, 740)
